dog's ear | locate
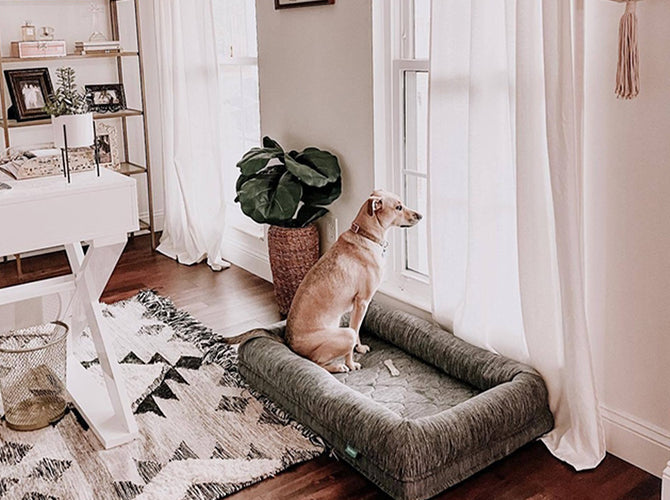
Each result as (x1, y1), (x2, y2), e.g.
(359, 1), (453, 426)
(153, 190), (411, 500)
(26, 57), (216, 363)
(367, 196), (383, 216)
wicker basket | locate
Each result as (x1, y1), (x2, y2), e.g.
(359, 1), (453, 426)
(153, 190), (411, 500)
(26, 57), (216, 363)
(0, 322), (69, 431)
(268, 224), (320, 316)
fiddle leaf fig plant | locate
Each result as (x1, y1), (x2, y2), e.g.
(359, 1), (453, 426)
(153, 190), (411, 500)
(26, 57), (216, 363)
(235, 136), (342, 227)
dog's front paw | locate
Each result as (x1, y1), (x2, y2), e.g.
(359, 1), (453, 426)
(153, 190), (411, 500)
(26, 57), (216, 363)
(348, 361), (362, 371)
(330, 363), (350, 373)
(355, 344), (371, 354)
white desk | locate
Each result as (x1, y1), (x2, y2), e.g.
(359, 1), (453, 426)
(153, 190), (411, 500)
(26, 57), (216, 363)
(0, 169), (139, 448)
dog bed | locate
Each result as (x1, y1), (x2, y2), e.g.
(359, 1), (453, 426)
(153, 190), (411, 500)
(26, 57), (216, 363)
(237, 302), (553, 500)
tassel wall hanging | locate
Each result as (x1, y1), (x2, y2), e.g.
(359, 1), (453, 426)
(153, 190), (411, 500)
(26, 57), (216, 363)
(612, 0), (641, 99)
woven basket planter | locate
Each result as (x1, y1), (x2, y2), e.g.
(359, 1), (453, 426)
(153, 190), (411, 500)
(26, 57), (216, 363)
(267, 224), (320, 317)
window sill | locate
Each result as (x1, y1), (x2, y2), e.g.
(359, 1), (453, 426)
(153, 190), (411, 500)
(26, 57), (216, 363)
(376, 279), (432, 319)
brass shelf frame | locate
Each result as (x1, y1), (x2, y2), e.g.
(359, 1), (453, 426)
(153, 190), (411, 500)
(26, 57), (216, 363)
(0, 0), (156, 252)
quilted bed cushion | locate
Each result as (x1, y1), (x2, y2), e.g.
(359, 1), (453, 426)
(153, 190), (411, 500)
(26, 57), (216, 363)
(238, 302), (554, 500)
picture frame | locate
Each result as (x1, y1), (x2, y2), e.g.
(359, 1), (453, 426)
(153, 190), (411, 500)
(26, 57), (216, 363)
(3, 68), (53, 122)
(85, 83), (127, 113)
(94, 122), (120, 170)
(274, 0), (335, 9)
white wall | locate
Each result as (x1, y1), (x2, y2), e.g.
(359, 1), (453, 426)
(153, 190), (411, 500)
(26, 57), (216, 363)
(236, 0), (374, 276)
(0, 0), (164, 230)
(585, 0), (670, 477)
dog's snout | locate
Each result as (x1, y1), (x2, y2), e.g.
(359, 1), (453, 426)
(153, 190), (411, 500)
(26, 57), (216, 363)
(414, 212), (423, 221)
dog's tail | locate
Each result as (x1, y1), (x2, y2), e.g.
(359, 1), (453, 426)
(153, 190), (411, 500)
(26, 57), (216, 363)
(222, 322), (286, 345)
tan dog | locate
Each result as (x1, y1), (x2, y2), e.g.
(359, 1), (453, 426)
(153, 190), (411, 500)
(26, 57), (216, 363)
(286, 189), (422, 373)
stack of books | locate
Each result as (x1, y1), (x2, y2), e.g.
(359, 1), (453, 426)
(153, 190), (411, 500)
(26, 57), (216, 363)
(74, 40), (122, 55)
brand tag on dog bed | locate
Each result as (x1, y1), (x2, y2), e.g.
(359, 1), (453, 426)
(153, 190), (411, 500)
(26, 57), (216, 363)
(345, 444), (359, 459)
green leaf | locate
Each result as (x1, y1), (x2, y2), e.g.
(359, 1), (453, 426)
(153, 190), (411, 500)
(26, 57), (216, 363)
(294, 205), (328, 227)
(262, 136), (283, 151)
(284, 154), (330, 187)
(237, 171), (302, 224)
(236, 147), (281, 176)
(295, 148), (340, 183)
(302, 178), (342, 206)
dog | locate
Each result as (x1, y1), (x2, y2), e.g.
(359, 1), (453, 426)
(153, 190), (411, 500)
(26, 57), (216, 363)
(223, 190), (422, 374)
(285, 189), (422, 373)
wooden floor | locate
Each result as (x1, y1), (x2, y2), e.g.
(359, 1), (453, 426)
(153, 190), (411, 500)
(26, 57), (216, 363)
(0, 235), (661, 500)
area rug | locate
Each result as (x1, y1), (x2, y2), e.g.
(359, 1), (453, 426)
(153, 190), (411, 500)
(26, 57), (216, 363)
(0, 290), (324, 500)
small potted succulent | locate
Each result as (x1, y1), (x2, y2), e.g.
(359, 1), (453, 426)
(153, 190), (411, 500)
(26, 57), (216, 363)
(44, 67), (93, 148)
(236, 136), (342, 315)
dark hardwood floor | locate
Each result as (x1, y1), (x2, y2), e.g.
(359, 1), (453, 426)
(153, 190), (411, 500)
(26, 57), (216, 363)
(0, 235), (661, 500)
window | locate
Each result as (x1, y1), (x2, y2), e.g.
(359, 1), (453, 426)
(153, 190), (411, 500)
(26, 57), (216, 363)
(374, 1), (431, 309)
(213, 0), (263, 237)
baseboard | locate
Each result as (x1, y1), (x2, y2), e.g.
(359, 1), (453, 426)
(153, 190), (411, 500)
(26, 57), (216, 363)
(222, 236), (272, 283)
(601, 406), (670, 478)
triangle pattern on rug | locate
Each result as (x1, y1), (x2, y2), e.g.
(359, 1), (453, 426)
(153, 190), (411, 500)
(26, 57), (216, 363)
(135, 460), (163, 484)
(184, 482), (237, 500)
(170, 441), (199, 461)
(113, 481), (144, 500)
(246, 443), (270, 460)
(152, 381), (178, 401)
(164, 367), (189, 385)
(0, 477), (19, 496)
(210, 442), (236, 460)
(148, 353), (170, 365)
(175, 356), (203, 370)
(0, 442), (32, 465)
(22, 493), (58, 500)
(135, 395), (166, 418)
(29, 457), (72, 482)
(121, 352), (146, 365)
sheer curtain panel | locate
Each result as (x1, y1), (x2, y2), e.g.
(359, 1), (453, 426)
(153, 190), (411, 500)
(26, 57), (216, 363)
(152, 0), (230, 271)
(428, 0), (605, 469)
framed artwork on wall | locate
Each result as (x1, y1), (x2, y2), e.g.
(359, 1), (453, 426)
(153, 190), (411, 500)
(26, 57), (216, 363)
(275, 0), (334, 9)
(4, 68), (53, 122)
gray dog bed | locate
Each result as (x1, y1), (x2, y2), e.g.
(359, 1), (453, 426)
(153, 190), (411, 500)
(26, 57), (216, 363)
(238, 302), (553, 500)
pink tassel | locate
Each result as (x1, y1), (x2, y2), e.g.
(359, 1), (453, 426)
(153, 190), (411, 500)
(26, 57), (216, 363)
(615, 0), (639, 99)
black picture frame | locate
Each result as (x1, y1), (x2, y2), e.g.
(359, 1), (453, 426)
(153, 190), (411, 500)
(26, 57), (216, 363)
(275, 0), (334, 9)
(4, 68), (53, 122)
(85, 83), (127, 113)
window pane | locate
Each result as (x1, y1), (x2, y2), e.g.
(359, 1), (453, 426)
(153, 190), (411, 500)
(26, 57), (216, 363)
(404, 174), (429, 275)
(213, 0), (258, 60)
(220, 64), (260, 200)
(413, 0), (430, 59)
(404, 70), (428, 174)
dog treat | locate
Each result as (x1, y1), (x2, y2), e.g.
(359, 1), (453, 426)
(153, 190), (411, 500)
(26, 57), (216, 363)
(384, 359), (400, 377)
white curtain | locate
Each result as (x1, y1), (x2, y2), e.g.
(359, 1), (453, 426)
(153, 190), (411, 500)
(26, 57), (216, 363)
(152, 0), (230, 271)
(428, 0), (605, 469)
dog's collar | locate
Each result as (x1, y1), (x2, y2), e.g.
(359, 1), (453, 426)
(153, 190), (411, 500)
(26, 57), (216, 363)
(351, 222), (389, 251)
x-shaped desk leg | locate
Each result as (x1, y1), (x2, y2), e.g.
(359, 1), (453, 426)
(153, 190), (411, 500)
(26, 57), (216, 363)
(65, 236), (138, 448)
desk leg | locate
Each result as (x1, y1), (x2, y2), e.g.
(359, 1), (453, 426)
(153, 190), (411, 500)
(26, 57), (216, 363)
(65, 240), (138, 448)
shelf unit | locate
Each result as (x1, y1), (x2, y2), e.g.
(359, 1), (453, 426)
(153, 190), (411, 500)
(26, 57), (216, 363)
(0, 0), (156, 255)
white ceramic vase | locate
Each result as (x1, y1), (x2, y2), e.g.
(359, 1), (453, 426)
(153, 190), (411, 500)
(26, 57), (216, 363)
(52, 113), (94, 149)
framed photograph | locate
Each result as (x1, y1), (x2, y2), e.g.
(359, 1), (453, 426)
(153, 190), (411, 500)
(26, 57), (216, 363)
(93, 122), (120, 170)
(275, 0), (334, 9)
(4, 68), (53, 122)
(85, 83), (127, 113)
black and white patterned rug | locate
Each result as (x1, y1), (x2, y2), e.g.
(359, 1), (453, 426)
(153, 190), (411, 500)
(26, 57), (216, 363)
(0, 290), (324, 500)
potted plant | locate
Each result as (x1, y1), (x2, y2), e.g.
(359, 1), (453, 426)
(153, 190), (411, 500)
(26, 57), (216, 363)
(235, 136), (342, 315)
(44, 67), (93, 149)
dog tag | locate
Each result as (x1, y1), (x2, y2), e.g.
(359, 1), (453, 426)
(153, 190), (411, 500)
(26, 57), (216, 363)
(344, 444), (359, 459)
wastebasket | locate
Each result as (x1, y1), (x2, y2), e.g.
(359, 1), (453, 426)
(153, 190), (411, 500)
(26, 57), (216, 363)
(0, 321), (68, 431)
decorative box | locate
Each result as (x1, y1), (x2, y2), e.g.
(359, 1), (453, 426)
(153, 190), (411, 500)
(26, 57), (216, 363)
(0, 142), (120, 180)
(10, 40), (67, 59)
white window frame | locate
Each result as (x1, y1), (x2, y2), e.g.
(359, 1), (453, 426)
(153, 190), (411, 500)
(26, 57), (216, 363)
(373, 1), (431, 312)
